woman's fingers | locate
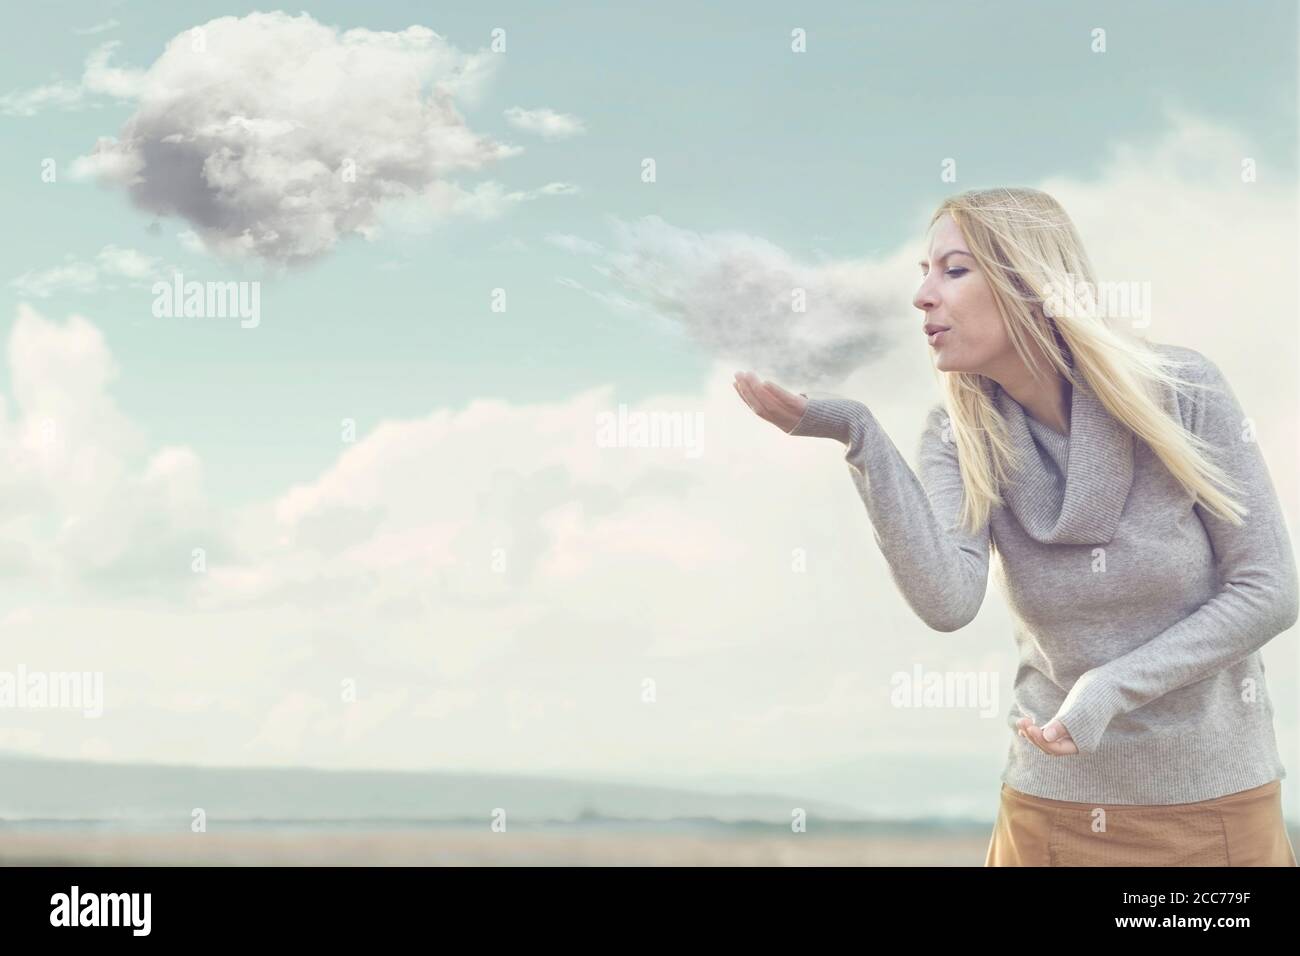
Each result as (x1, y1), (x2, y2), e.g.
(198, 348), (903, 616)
(1021, 721), (1077, 756)
(740, 372), (786, 414)
(733, 380), (760, 414)
(734, 376), (757, 412)
(761, 379), (794, 400)
(1023, 723), (1050, 753)
(1041, 719), (1069, 744)
(734, 372), (772, 419)
(760, 380), (805, 418)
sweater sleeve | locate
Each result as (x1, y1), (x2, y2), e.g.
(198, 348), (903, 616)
(1051, 357), (1300, 754)
(788, 396), (991, 631)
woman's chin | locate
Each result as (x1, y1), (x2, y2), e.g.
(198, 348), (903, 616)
(933, 349), (972, 374)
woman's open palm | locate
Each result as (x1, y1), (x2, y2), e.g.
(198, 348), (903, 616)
(733, 371), (808, 433)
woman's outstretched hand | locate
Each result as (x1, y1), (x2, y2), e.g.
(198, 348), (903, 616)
(733, 370), (808, 434)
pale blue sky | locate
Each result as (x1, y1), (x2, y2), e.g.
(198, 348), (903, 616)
(2, 0), (1294, 505)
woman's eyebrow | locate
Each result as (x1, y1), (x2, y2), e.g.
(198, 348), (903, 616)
(919, 250), (974, 268)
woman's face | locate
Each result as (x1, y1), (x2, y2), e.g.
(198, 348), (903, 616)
(914, 213), (1014, 375)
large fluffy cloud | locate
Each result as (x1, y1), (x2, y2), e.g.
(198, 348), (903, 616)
(65, 12), (564, 265)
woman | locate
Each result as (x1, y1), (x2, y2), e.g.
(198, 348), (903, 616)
(733, 187), (1299, 866)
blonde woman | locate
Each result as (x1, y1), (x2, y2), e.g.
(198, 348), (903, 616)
(733, 187), (1299, 866)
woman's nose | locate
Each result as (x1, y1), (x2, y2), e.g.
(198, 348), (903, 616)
(913, 282), (938, 312)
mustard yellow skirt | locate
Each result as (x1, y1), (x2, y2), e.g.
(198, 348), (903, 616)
(985, 778), (1297, 866)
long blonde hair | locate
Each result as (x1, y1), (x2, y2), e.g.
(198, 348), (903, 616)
(930, 187), (1247, 535)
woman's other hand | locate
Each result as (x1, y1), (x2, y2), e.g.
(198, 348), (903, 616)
(733, 370), (808, 433)
(1017, 716), (1079, 756)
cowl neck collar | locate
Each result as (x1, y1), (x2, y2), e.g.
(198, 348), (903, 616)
(992, 371), (1134, 545)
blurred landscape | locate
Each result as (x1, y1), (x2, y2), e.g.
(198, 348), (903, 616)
(0, 823), (995, 866)
(0, 751), (991, 865)
(3, 752), (1295, 865)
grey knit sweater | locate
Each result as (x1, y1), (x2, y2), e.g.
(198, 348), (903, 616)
(788, 343), (1298, 804)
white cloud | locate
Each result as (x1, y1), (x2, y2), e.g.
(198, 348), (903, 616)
(80, 40), (148, 99)
(0, 81), (85, 116)
(504, 106), (586, 139)
(0, 41), (145, 116)
(176, 229), (205, 255)
(92, 244), (157, 279)
(74, 19), (120, 37)
(62, 12), (572, 265)
(550, 214), (919, 385)
(10, 245), (161, 298)
(0, 304), (222, 589)
(546, 233), (602, 255)
(67, 146), (144, 185)
(419, 178), (579, 222)
(9, 261), (100, 298)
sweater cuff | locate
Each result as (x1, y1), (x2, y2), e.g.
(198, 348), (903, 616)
(786, 396), (869, 443)
(1050, 670), (1127, 756)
